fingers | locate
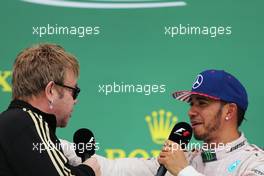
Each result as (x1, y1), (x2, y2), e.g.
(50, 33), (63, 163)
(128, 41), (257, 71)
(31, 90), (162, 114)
(163, 140), (173, 151)
(159, 150), (168, 158)
(157, 155), (167, 166)
(158, 141), (189, 176)
(158, 140), (183, 164)
(162, 140), (181, 152)
(158, 140), (174, 163)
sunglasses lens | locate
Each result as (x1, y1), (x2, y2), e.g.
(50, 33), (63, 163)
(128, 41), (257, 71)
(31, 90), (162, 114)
(73, 87), (80, 100)
(54, 82), (80, 100)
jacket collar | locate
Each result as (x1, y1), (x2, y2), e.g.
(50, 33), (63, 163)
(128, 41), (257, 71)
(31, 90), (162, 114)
(8, 99), (57, 133)
(201, 133), (247, 162)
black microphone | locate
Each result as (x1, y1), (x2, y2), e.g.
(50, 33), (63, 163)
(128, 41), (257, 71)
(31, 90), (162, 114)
(73, 128), (96, 162)
(155, 122), (193, 176)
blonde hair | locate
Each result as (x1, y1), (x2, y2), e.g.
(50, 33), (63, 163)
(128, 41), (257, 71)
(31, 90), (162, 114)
(12, 43), (79, 99)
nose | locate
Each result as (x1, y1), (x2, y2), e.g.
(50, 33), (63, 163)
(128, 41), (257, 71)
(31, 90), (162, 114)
(74, 99), (78, 105)
(188, 105), (198, 119)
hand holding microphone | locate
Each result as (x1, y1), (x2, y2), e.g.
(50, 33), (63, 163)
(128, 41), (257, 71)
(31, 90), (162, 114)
(156, 122), (192, 176)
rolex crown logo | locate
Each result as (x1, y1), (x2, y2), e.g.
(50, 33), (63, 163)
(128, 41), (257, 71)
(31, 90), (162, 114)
(145, 109), (178, 144)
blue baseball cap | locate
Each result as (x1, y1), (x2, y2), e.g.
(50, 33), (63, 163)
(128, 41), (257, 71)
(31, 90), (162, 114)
(172, 69), (248, 111)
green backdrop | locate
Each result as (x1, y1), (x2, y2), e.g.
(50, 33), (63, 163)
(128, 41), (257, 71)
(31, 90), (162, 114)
(0, 0), (263, 158)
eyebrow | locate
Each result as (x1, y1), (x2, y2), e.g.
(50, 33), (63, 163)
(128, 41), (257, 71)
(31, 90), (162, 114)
(190, 96), (211, 102)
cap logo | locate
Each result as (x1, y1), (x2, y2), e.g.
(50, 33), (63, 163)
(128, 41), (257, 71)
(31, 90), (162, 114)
(192, 74), (203, 89)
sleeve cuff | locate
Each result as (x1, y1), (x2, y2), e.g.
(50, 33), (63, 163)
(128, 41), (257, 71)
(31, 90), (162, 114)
(78, 164), (96, 176)
(178, 166), (203, 176)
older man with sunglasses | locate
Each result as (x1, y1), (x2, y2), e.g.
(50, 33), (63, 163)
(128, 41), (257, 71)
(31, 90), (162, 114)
(0, 44), (101, 176)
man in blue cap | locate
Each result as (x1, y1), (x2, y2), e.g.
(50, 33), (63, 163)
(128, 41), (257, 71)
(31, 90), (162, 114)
(62, 69), (264, 176)
(158, 69), (264, 175)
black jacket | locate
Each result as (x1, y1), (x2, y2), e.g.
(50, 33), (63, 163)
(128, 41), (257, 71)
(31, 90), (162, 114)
(0, 100), (95, 176)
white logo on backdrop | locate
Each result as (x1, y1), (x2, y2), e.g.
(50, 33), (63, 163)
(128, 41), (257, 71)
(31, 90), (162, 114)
(22, 0), (186, 9)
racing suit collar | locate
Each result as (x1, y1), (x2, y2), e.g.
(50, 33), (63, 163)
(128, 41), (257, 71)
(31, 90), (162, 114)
(201, 133), (248, 162)
(8, 99), (57, 133)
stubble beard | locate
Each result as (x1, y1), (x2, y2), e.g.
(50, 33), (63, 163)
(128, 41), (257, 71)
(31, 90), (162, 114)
(193, 107), (223, 142)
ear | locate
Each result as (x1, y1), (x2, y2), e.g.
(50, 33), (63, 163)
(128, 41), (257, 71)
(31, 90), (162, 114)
(225, 103), (237, 120)
(45, 81), (55, 102)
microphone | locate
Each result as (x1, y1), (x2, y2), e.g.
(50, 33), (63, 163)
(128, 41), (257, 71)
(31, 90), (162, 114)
(155, 122), (192, 176)
(73, 128), (96, 162)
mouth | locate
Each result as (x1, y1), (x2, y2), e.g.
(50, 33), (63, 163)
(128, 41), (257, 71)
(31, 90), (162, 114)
(191, 121), (203, 128)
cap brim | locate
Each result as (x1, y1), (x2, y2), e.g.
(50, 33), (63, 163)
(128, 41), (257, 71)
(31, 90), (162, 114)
(172, 91), (220, 102)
